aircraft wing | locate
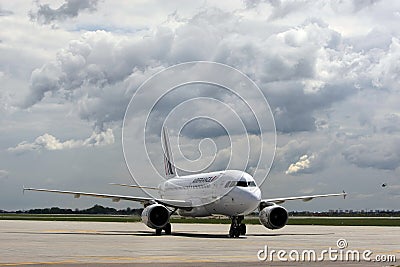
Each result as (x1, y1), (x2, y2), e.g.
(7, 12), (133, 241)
(109, 183), (159, 190)
(263, 191), (346, 204)
(23, 188), (192, 209)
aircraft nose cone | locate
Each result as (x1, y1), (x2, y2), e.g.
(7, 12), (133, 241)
(253, 188), (262, 201)
(239, 188), (261, 213)
(251, 188), (262, 206)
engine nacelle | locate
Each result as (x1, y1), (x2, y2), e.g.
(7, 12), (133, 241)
(141, 204), (170, 229)
(259, 204), (288, 230)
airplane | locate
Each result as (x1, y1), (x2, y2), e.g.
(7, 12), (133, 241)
(24, 127), (346, 238)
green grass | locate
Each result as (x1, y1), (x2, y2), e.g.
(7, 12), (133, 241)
(1, 214), (400, 226)
(287, 217), (400, 227)
(0, 214), (141, 223)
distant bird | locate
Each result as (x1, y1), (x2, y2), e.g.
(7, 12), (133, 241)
(382, 183), (387, 188)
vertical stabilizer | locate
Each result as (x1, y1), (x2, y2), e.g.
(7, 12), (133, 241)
(162, 127), (177, 178)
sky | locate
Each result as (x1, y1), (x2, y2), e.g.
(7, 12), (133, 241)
(0, 0), (399, 211)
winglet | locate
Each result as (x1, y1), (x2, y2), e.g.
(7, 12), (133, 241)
(23, 186), (32, 195)
(343, 190), (347, 199)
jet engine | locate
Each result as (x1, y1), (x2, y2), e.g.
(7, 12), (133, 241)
(259, 203), (288, 230)
(141, 204), (170, 229)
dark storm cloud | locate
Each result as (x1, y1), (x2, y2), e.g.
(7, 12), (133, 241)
(20, 29), (173, 129)
(29, 0), (99, 24)
(212, 17), (351, 133)
(267, 82), (353, 133)
(2, 0), (400, 211)
(342, 137), (400, 170)
(22, 28), (173, 104)
(340, 109), (400, 171)
(20, 3), (400, 141)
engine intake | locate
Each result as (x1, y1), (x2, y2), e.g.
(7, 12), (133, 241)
(141, 204), (170, 229)
(259, 204), (288, 230)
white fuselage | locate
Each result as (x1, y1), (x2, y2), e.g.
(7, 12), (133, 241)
(158, 170), (261, 217)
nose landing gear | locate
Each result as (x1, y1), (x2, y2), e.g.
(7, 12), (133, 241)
(229, 215), (246, 238)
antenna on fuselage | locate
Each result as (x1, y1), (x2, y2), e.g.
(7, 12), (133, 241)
(162, 126), (177, 179)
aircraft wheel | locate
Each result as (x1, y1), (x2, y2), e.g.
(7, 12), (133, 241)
(164, 223), (172, 235)
(234, 228), (240, 238)
(155, 228), (162, 236)
(229, 227), (235, 238)
(229, 226), (241, 238)
(240, 224), (246, 235)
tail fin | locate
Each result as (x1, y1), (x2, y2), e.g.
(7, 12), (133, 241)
(162, 127), (177, 178)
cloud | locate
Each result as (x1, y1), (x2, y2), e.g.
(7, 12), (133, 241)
(331, 0), (381, 13)
(29, 0), (99, 25)
(381, 113), (400, 134)
(16, 2), (400, 166)
(21, 9), (358, 134)
(285, 154), (315, 175)
(335, 91), (400, 171)
(342, 136), (400, 170)
(268, 0), (313, 21)
(370, 37), (400, 89)
(275, 139), (311, 166)
(0, 6), (13, 16)
(25, 19), (158, 95)
(8, 129), (114, 153)
(274, 134), (334, 175)
(1, 0), (400, 211)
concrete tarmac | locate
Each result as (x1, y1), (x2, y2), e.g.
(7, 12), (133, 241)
(0, 220), (398, 266)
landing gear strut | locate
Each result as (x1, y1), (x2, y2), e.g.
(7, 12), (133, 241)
(229, 215), (246, 238)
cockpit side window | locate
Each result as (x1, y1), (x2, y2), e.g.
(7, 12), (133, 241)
(248, 181), (256, 187)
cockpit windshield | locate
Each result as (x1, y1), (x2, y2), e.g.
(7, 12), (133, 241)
(224, 179), (257, 188)
(236, 180), (256, 187)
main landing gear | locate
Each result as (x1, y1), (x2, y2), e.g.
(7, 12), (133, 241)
(155, 223), (172, 236)
(229, 215), (246, 238)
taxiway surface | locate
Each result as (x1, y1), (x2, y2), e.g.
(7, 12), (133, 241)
(0, 220), (398, 266)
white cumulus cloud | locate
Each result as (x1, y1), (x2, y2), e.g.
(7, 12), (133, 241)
(286, 154), (315, 175)
(8, 128), (114, 153)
